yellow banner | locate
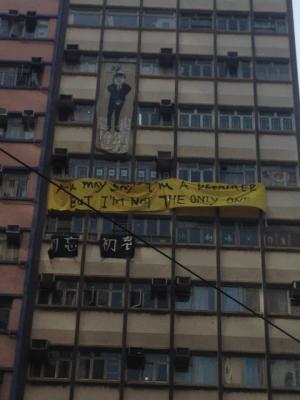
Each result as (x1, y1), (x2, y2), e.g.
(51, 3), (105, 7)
(48, 179), (266, 212)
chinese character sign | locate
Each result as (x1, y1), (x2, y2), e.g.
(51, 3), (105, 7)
(48, 235), (79, 259)
(100, 234), (135, 259)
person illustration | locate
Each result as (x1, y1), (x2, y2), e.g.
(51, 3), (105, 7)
(107, 66), (131, 132)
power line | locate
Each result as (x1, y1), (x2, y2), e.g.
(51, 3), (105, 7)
(1, 146), (300, 345)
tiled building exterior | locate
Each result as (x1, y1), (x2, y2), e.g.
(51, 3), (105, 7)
(0, 1), (62, 399)
(2, 0), (300, 399)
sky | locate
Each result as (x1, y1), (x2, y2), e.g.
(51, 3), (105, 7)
(293, 0), (300, 88)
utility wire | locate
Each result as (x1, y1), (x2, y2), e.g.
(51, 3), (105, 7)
(1, 146), (300, 345)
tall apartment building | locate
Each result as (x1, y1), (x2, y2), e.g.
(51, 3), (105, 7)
(2, 0), (300, 400)
(0, 1), (63, 399)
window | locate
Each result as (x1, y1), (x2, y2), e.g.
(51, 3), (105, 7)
(32, 19), (49, 39)
(53, 158), (89, 179)
(58, 102), (95, 123)
(218, 110), (253, 130)
(221, 286), (260, 313)
(0, 233), (19, 262)
(176, 286), (215, 312)
(68, 8), (102, 26)
(175, 356), (218, 385)
(223, 357), (265, 387)
(259, 111), (294, 132)
(254, 15), (288, 34)
(0, 115), (34, 140)
(217, 14), (249, 32)
(0, 16), (49, 39)
(37, 280), (78, 307)
(133, 218), (171, 244)
(218, 60), (251, 79)
(140, 58), (174, 76)
(87, 215), (128, 241)
(221, 222), (259, 247)
(105, 9), (138, 28)
(179, 108), (213, 129)
(129, 282), (169, 310)
(83, 281), (124, 308)
(256, 61), (290, 81)
(177, 162), (213, 182)
(0, 172), (28, 198)
(138, 106), (172, 127)
(180, 12), (212, 31)
(266, 289), (289, 314)
(77, 350), (120, 381)
(220, 164), (256, 185)
(271, 359), (300, 389)
(127, 353), (168, 383)
(54, 158), (89, 179)
(261, 165), (298, 188)
(176, 220), (214, 245)
(64, 54), (98, 74)
(72, 103), (94, 123)
(44, 215), (84, 238)
(0, 63), (41, 88)
(179, 58), (213, 78)
(0, 298), (12, 330)
(143, 10), (176, 30)
(29, 350), (72, 379)
(265, 225), (300, 249)
(135, 160), (157, 181)
(135, 160), (169, 181)
(69, 158), (89, 178)
(93, 159), (130, 181)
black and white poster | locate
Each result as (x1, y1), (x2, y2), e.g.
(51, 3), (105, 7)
(100, 234), (135, 259)
(48, 235), (79, 259)
(96, 62), (136, 154)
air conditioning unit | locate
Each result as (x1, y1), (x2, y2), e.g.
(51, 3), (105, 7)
(174, 348), (190, 371)
(26, 11), (37, 33)
(52, 147), (69, 173)
(8, 10), (19, 17)
(39, 274), (56, 291)
(65, 44), (80, 63)
(57, 94), (74, 111)
(227, 51), (239, 70)
(6, 225), (21, 245)
(160, 99), (174, 116)
(31, 57), (43, 71)
(31, 339), (50, 360)
(159, 48), (174, 67)
(175, 276), (191, 299)
(157, 151), (172, 170)
(290, 281), (300, 306)
(127, 348), (145, 369)
(151, 278), (168, 297)
(22, 109), (35, 130)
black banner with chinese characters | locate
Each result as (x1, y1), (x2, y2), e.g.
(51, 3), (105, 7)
(48, 235), (79, 259)
(100, 234), (135, 259)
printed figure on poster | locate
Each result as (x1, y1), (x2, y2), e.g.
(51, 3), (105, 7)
(96, 62), (136, 154)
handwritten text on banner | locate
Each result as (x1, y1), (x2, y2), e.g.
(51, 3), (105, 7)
(48, 179), (266, 212)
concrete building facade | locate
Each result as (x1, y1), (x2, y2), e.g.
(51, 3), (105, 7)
(2, 0), (300, 399)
